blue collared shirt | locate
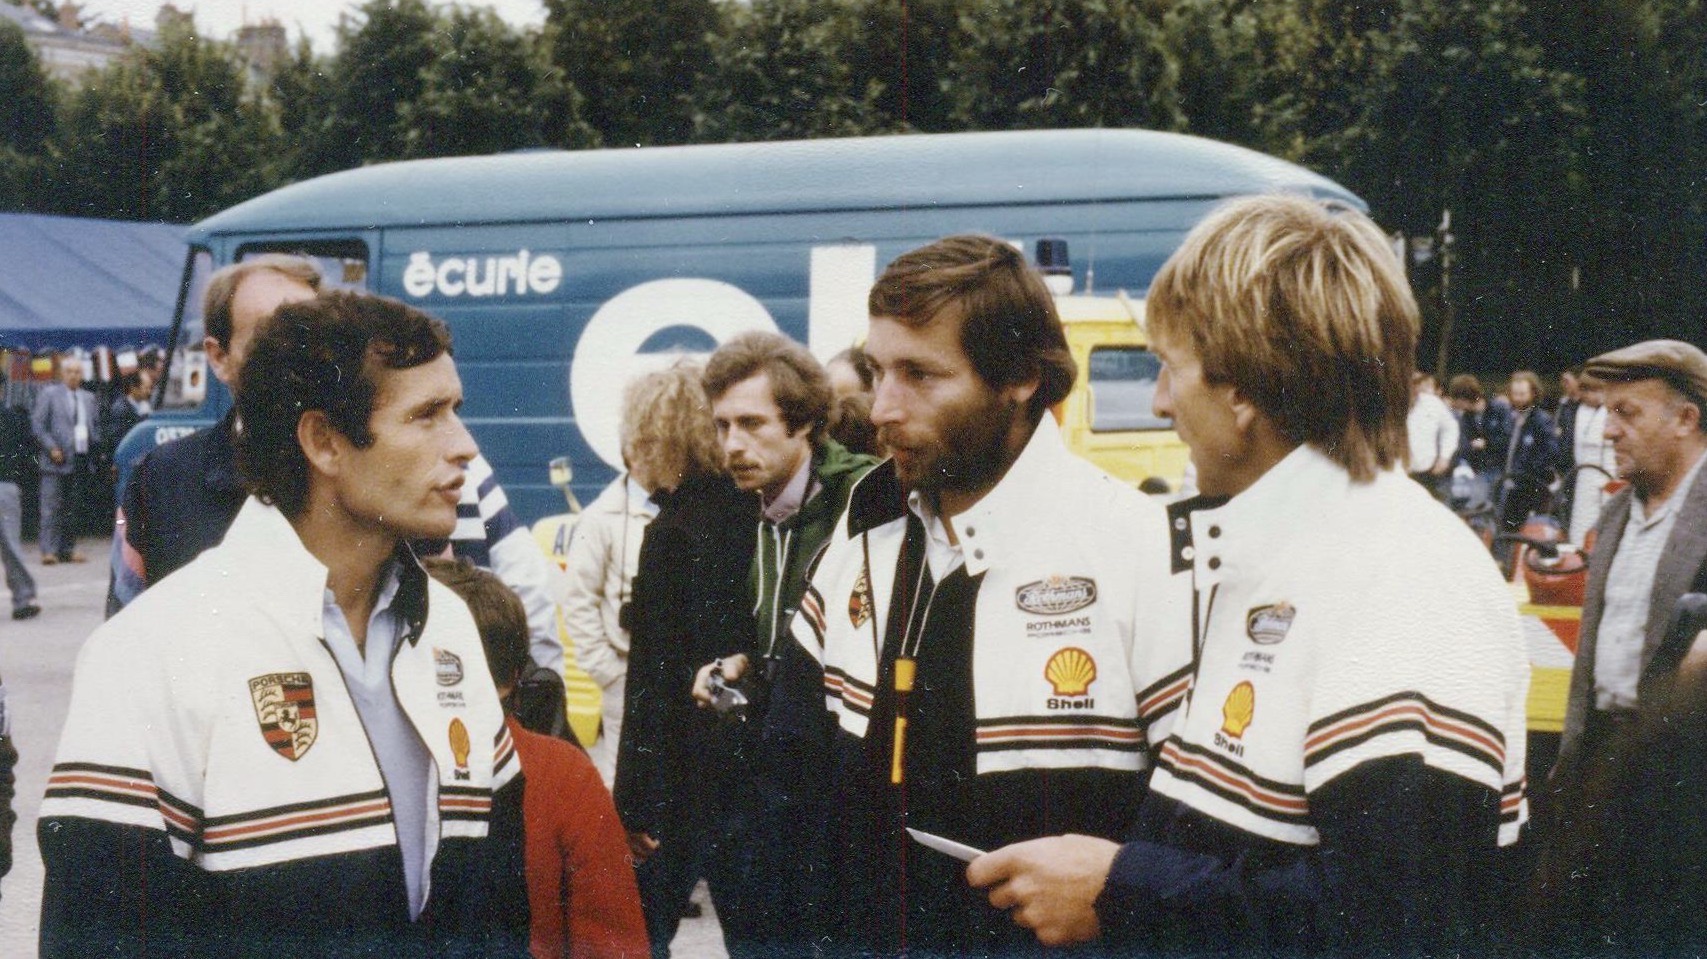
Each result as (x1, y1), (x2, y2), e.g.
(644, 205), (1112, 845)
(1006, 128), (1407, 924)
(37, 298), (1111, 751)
(321, 562), (437, 919)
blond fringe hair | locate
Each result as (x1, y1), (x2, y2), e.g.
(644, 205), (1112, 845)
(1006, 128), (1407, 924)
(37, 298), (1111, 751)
(1147, 194), (1417, 483)
(619, 359), (725, 484)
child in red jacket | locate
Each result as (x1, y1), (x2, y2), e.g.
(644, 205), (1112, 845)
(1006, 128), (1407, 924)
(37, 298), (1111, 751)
(429, 558), (650, 959)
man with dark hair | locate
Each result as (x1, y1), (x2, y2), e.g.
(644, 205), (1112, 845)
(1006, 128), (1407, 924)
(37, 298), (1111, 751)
(769, 234), (1183, 955)
(108, 257), (565, 698)
(686, 331), (877, 956)
(1541, 340), (1707, 952)
(40, 292), (529, 957)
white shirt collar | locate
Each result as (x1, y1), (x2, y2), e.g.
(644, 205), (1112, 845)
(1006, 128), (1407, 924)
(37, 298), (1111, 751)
(625, 475), (659, 517)
(760, 451), (815, 524)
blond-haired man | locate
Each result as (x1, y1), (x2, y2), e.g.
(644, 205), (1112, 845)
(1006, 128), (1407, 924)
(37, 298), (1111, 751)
(968, 196), (1530, 954)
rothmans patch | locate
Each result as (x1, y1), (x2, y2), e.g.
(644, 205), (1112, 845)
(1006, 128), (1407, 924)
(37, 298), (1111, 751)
(1246, 602), (1296, 645)
(1016, 576), (1098, 616)
(250, 673), (318, 762)
(434, 648), (465, 687)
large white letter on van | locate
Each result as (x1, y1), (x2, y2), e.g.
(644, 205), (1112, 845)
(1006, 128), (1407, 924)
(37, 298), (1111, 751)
(571, 278), (778, 468)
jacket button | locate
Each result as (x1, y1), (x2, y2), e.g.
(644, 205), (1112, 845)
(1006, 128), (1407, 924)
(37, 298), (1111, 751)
(973, 549), (985, 560)
(1174, 517), (1187, 531)
(1181, 546), (1195, 561)
(1208, 526), (1221, 538)
(1208, 557), (1222, 570)
(964, 526), (976, 537)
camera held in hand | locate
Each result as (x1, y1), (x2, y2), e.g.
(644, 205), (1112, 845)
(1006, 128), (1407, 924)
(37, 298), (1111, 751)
(705, 663), (750, 722)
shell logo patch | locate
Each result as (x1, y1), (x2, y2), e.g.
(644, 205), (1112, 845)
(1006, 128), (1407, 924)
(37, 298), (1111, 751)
(250, 673), (318, 762)
(1221, 681), (1255, 739)
(1044, 647), (1098, 697)
(1016, 575), (1098, 616)
(449, 718), (472, 781)
(1246, 602), (1296, 645)
(849, 568), (872, 628)
(434, 648), (465, 687)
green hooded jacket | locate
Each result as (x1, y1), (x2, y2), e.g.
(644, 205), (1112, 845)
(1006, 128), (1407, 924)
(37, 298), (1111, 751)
(748, 438), (878, 662)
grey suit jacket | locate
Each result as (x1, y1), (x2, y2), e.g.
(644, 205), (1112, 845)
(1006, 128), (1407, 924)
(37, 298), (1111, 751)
(29, 383), (96, 476)
(1559, 462), (1707, 764)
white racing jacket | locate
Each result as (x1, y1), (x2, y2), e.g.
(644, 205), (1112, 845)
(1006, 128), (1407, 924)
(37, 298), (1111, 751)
(40, 498), (526, 956)
(1149, 446), (1530, 846)
(793, 416), (1190, 775)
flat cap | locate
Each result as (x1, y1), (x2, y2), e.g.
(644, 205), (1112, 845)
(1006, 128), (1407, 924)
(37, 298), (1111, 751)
(1585, 339), (1707, 407)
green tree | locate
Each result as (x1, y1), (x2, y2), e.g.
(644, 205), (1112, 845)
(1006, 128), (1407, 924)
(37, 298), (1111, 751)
(848, 0), (969, 132)
(400, 7), (595, 157)
(307, 0), (439, 173)
(46, 18), (284, 220)
(543, 0), (720, 146)
(696, 0), (877, 142)
(0, 18), (55, 154)
(945, 0), (1180, 131)
(267, 36), (337, 178)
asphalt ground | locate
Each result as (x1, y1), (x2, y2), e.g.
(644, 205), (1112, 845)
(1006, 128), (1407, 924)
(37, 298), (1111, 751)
(0, 539), (729, 958)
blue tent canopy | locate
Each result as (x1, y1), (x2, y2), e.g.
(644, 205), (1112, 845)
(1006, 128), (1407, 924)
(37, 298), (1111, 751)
(0, 213), (185, 352)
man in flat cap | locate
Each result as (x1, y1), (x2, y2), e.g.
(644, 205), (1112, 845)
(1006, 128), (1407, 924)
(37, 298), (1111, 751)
(1539, 339), (1707, 953)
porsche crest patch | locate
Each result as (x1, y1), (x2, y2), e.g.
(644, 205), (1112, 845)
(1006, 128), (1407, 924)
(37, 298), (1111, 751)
(250, 672), (318, 762)
(849, 568), (872, 628)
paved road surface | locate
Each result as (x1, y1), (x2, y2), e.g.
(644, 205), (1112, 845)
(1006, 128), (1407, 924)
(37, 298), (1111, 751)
(0, 541), (729, 958)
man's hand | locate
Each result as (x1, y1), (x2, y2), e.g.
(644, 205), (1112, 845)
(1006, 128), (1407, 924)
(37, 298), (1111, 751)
(48, 448), (64, 466)
(627, 831), (660, 863)
(966, 834), (1120, 947)
(691, 654), (748, 708)
(1430, 457), (1451, 476)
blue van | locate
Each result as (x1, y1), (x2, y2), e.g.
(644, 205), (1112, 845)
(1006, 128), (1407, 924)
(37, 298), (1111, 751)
(128, 128), (1361, 521)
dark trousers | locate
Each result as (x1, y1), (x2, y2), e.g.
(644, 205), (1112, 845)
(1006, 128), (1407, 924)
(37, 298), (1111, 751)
(634, 788), (786, 959)
(37, 457), (87, 560)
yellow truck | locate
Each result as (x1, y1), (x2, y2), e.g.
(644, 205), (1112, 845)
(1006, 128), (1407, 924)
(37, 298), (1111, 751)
(1053, 292), (1190, 495)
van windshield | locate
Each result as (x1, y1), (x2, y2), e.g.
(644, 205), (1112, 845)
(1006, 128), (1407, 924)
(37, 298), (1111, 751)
(156, 244), (370, 412)
(157, 247), (214, 411)
(1088, 347), (1170, 432)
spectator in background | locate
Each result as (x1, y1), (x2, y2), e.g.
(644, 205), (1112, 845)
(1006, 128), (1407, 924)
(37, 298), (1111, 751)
(31, 354), (97, 565)
(828, 390), (880, 457)
(689, 331), (879, 957)
(1447, 374), (1514, 512)
(1557, 368), (1582, 415)
(826, 345), (882, 456)
(1540, 340), (1707, 952)
(109, 255), (320, 608)
(826, 345), (874, 400)
(1407, 370), (1459, 501)
(429, 557), (650, 959)
(101, 367), (153, 466)
(1497, 369), (1558, 567)
(564, 377), (665, 785)
(1558, 370), (1616, 545)
(613, 361), (758, 959)
(0, 404), (36, 619)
